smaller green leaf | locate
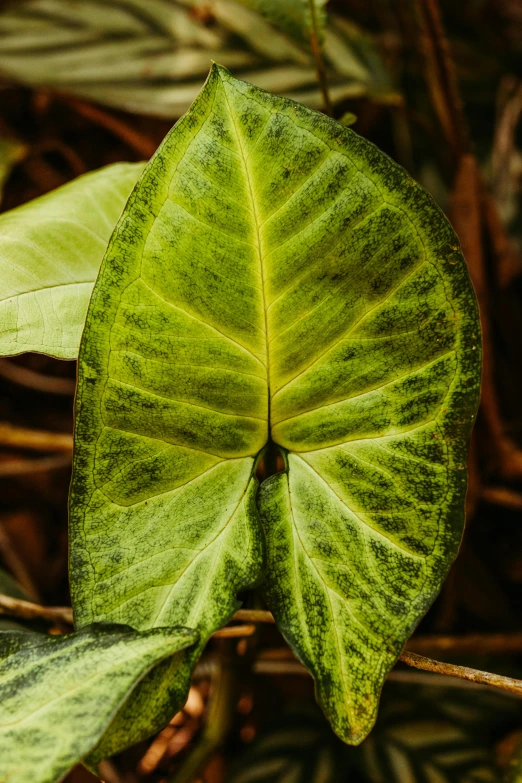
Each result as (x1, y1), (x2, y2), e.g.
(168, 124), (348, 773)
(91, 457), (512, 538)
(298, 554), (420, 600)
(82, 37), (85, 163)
(0, 623), (197, 783)
(233, 0), (329, 45)
(0, 161), (145, 359)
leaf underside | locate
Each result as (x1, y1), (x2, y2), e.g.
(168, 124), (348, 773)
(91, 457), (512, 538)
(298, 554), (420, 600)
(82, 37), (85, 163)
(0, 624), (196, 783)
(70, 64), (480, 750)
(0, 162), (144, 359)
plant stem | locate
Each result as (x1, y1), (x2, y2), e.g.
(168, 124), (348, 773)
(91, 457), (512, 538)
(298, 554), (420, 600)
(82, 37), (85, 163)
(212, 623), (256, 638)
(0, 423), (73, 452)
(234, 609), (275, 624)
(0, 593), (73, 624)
(308, 0), (332, 117)
(167, 650), (237, 783)
(0, 359), (75, 395)
(399, 650), (522, 697)
(5, 596), (522, 699)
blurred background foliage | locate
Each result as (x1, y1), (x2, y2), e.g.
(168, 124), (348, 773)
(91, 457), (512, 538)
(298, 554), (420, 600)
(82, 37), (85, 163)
(2, 1), (522, 781)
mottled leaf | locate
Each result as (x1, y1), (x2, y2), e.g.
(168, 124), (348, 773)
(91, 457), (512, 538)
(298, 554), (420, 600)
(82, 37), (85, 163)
(0, 162), (145, 359)
(70, 64), (480, 753)
(0, 624), (197, 783)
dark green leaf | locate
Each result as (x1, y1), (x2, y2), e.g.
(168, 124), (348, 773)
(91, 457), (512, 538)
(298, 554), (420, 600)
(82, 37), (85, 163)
(0, 624), (197, 783)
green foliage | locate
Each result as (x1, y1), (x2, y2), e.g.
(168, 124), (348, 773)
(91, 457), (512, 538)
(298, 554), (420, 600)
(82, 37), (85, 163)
(0, 624), (197, 783)
(67, 63), (480, 754)
(0, 162), (144, 359)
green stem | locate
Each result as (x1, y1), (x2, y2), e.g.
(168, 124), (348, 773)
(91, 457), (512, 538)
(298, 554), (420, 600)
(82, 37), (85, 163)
(308, 0), (332, 117)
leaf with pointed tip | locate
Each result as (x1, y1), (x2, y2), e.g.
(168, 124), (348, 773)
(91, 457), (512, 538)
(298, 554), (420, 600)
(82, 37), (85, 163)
(0, 162), (145, 359)
(0, 624), (197, 783)
(70, 64), (480, 753)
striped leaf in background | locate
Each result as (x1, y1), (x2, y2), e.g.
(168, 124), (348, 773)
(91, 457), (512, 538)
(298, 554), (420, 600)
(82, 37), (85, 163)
(360, 685), (517, 783)
(0, 0), (395, 118)
(229, 707), (349, 783)
(229, 687), (520, 783)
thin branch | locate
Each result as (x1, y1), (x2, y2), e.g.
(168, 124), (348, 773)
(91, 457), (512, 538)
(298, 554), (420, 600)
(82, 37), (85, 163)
(233, 609), (274, 624)
(0, 359), (75, 395)
(308, 0), (332, 117)
(0, 593), (73, 624)
(62, 96), (156, 158)
(0, 423), (73, 452)
(413, 0), (469, 159)
(407, 632), (522, 656)
(0, 454), (72, 476)
(399, 650), (522, 697)
(4, 597), (521, 698)
(482, 485), (522, 511)
(211, 623), (256, 639)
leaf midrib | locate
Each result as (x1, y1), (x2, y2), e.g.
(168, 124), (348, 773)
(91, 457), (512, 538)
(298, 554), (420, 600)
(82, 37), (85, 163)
(220, 75), (271, 411)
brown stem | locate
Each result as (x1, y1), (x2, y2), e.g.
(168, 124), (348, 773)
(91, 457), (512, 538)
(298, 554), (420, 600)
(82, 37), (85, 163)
(63, 96), (156, 158)
(211, 623), (256, 639)
(413, 0), (469, 159)
(482, 486), (522, 511)
(0, 454), (72, 477)
(0, 423), (73, 452)
(407, 632), (522, 656)
(0, 593), (73, 624)
(0, 360), (76, 395)
(233, 609), (275, 624)
(399, 650), (522, 697)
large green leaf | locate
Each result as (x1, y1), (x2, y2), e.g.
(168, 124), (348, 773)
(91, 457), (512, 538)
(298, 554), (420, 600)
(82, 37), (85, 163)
(0, 162), (145, 359)
(0, 623), (197, 783)
(70, 64), (480, 752)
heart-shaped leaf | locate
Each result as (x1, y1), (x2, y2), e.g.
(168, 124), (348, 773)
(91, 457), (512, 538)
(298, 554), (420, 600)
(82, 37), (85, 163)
(0, 162), (145, 359)
(0, 623), (197, 783)
(70, 65), (480, 751)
